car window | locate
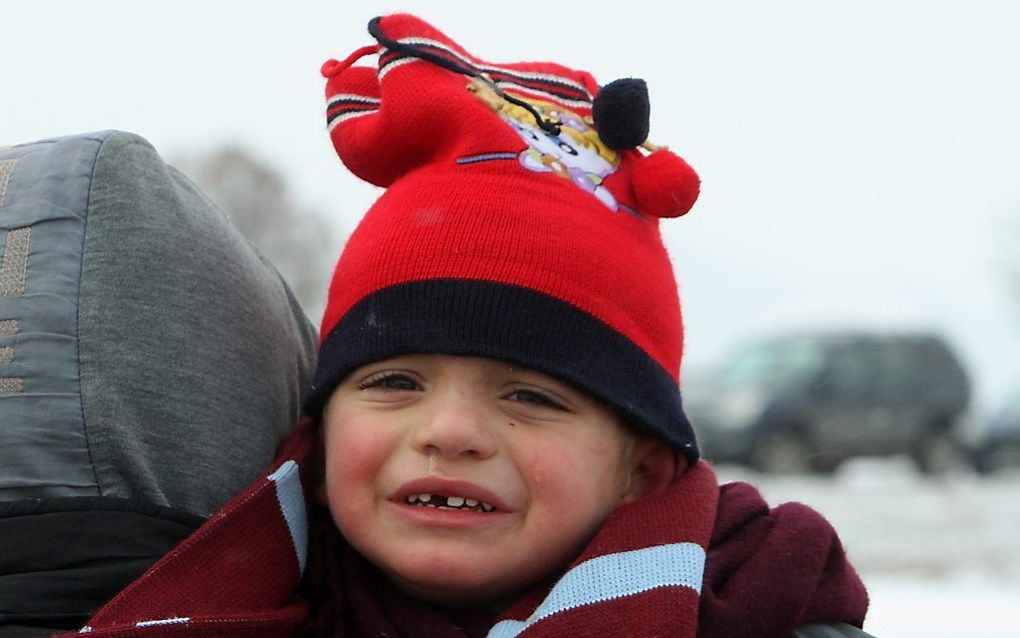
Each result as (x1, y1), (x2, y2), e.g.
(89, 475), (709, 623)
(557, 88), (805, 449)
(719, 338), (824, 387)
(875, 340), (918, 398)
(719, 343), (775, 386)
(828, 343), (878, 397)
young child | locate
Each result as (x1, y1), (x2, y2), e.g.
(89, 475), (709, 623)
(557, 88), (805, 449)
(69, 14), (871, 638)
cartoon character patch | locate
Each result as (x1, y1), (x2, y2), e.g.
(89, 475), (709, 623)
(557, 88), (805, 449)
(461, 78), (622, 211)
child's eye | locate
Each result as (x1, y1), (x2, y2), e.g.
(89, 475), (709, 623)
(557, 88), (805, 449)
(357, 372), (421, 392)
(505, 388), (568, 411)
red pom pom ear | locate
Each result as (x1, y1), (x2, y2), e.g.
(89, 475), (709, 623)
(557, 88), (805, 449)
(632, 149), (700, 218)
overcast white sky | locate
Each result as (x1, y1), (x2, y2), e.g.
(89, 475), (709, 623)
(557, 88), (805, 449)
(4, 1), (1020, 411)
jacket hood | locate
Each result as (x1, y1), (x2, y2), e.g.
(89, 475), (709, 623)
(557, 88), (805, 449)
(0, 130), (317, 516)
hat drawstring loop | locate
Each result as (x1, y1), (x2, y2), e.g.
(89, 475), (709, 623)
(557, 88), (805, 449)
(321, 44), (380, 78)
(366, 16), (562, 136)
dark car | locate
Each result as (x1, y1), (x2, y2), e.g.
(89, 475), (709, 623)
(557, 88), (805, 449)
(972, 386), (1020, 474)
(684, 332), (971, 473)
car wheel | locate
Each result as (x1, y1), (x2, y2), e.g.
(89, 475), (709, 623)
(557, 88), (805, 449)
(752, 431), (813, 474)
(915, 431), (969, 476)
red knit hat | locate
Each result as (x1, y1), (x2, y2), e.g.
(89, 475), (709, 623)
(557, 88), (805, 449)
(307, 14), (701, 460)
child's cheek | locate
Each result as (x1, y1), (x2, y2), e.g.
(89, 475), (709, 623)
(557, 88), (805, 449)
(545, 434), (629, 501)
(521, 438), (583, 500)
(326, 418), (391, 496)
(522, 448), (547, 488)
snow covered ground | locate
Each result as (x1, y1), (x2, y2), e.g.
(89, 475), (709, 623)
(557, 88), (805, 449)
(716, 459), (1020, 637)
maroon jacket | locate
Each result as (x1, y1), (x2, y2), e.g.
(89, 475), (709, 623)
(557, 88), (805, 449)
(63, 422), (867, 638)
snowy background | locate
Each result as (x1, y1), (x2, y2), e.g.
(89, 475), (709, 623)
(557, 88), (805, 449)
(722, 460), (1020, 637)
(4, 1), (1020, 635)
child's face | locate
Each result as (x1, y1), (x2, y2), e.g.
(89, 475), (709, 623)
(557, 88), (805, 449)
(321, 354), (642, 607)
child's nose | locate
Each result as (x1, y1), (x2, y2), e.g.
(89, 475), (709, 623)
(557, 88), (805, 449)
(412, 395), (498, 461)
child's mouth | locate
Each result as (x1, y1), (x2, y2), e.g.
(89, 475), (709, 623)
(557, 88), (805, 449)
(405, 493), (495, 513)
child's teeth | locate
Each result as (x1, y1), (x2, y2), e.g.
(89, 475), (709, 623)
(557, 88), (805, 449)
(405, 493), (494, 511)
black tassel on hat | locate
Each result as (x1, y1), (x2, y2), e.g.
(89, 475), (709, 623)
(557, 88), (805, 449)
(592, 78), (650, 150)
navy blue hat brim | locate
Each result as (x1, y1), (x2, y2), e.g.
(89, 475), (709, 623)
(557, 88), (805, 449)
(304, 279), (698, 462)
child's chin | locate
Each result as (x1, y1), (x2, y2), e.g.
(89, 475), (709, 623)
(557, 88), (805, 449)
(384, 563), (527, 609)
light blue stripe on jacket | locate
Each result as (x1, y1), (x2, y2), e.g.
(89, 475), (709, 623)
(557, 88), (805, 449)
(488, 542), (705, 638)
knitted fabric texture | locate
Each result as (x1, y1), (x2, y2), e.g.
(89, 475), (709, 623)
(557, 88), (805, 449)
(57, 422), (317, 637)
(309, 462), (869, 638)
(310, 459), (720, 638)
(62, 424), (868, 638)
(308, 14), (702, 457)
